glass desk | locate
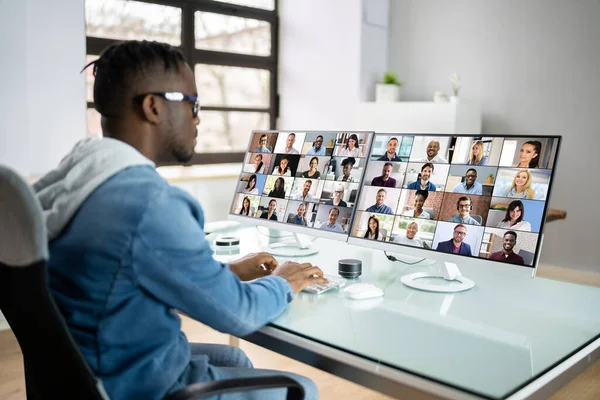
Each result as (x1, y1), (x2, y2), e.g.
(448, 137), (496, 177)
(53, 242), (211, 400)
(208, 224), (600, 399)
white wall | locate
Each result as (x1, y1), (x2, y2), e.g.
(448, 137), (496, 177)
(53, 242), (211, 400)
(387, 0), (600, 272)
(0, 0), (86, 177)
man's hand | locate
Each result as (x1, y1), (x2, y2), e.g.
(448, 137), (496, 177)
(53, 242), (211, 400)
(229, 252), (278, 281)
(271, 261), (328, 293)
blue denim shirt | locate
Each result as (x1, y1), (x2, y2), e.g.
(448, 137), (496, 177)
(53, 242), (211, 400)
(48, 166), (293, 400)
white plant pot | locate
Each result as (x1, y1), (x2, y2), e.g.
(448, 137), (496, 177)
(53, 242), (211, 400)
(450, 95), (460, 103)
(375, 83), (401, 102)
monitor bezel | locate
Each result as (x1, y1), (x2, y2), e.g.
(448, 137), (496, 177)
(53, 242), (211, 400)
(348, 132), (562, 273)
(228, 129), (376, 242)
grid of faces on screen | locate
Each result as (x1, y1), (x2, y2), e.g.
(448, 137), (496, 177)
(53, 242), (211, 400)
(232, 131), (373, 235)
(349, 134), (560, 267)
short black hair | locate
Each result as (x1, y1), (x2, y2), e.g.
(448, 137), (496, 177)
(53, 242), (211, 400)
(415, 190), (429, 200)
(466, 168), (478, 176)
(504, 230), (518, 240)
(85, 40), (187, 117)
(384, 162), (393, 168)
(341, 157), (356, 167)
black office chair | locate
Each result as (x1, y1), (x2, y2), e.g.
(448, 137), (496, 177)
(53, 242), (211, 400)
(0, 165), (304, 400)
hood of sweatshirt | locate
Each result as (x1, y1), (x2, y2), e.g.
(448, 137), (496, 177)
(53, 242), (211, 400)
(33, 137), (155, 240)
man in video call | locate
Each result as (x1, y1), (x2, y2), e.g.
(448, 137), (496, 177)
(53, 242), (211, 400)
(306, 135), (326, 156)
(319, 207), (344, 232)
(337, 157), (358, 182)
(254, 133), (273, 153)
(365, 188), (394, 214)
(489, 231), (525, 265)
(291, 179), (314, 202)
(451, 168), (483, 195)
(370, 162), (397, 187)
(377, 137), (402, 161)
(436, 224), (473, 255)
(393, 221), (424, 247)
(32, 40), (325, 400)
(407, 163), (436, 191)
(325, 183), (348, 207)
(418, 140), (448, 163)
(283, 132), (299, 154)
(286, 203), (308, 226)
(447, 196), (481, 226)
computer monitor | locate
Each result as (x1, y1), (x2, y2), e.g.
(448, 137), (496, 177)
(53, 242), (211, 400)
(348, 134), (561, 286)
(229, 130), (374, 255)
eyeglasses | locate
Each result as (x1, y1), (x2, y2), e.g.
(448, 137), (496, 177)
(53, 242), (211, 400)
(458, 204), (471, 208)
(133, 92), (200, 118)
(454, 231), (467, 236)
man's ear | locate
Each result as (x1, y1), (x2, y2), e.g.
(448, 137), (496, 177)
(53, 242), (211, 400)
(140, 94), (162, 125)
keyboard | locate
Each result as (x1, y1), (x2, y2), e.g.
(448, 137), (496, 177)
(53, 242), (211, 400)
(302, 274), (347, 295)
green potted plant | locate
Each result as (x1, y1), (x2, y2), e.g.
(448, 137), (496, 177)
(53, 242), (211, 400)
(376, 72), (404, 102)
(485, 173), (494, 185)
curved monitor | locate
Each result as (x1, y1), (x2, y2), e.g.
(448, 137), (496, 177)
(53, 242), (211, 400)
(348, 133), (561, 269)
(229, 130), (375, 241)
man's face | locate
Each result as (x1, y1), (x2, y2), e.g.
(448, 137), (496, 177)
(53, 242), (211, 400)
(342, 163), (352, 176)
(302, 181), (311, 194)
(426, 141), (440, 159)
(314, 137), (323, 150)
(453, 227), (467, 243)
(406, 223), (418, 239)
(465, 170), (477, 187)
(387, 139), (398, 155)
(503, 234), (516, 252)
(376, 191), (386, 206)
(161, 63), (200, 164)
(328, 209), (339, 225)
(334, 187), (344, 200)
(421, 167), (432, 181)
(259, 136), (268, 148)
(382, 165), (392, 179)
(286, 134), (296, 149)
(458, 200), (471, 218)
(297, 205), (305, 217)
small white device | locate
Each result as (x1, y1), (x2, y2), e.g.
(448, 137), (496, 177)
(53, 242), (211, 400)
(343, 283), (384, 300)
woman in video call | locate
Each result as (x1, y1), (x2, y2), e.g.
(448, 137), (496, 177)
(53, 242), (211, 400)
(504, 169), (535, 199)
(259, 199), (278, 221)
(466, 140), (489, 166)
(243, 174), (259, 195)
(496, 200), (532, 231)
(338, 133), (362, 157)
(239, 196), (251, 216)
(363, 215), (383, 241)
(402, 190), (431, 219)
(268, 177), (286, 199)
(406, 163), (437, 191)
(515, 140), (542, 168)
(393, 221), (424, 247)
(253, 154), (265, 174)
(272, 155), (292, 176)
(301, 157), (321, 179)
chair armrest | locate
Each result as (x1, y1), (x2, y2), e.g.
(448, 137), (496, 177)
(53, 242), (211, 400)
(165, 376), (305, 400)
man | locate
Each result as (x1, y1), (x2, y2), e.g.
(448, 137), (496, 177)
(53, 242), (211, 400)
(254, 133), (273, 153)
(283, 132), (299, 154)
(436, 224), (473, 255)
(319, 207), (344, 232)
(393, 221), (424, 247)
(451, 168), (483, 195)
(407, 163), (436, 191)
(32, 41), (324, 400)
(489, 231), (525, 265)
(365, 189), (394, 214)
(418, 140), (448, 163)
(447, 196), (481, 225)
(371, 162), (397, 187)
(324, 183), (347, 207)
(337, 157), (358, 182)
(306, 135), (326, 156)
(377, 137), (402, 161)
(286, 203), (308, 226)
(291, 179), (314, 202)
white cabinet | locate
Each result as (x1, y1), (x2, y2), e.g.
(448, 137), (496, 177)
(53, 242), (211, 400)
(353, 102), (482, 134)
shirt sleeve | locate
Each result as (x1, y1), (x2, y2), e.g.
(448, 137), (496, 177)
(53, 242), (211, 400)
(130, 185), (293, 337)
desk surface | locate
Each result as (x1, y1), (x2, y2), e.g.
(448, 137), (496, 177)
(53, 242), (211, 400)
(210, 224), (600, 399)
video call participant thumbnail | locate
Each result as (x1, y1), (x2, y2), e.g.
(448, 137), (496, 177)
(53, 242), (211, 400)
(337, 133), (362, 157)
(496, 200), (532, 232)
(301, 157), (321, 179)
(416, 140), (448, 163)
(337, 157), (358, 183)
(447, 196), (481, 226)
(504, 169), (535, 200)
(377, 137), (402, 161)
(402, 190), (431, 219)
(436, 224), (472, 255)
(254, 133), (273, 153)
(318, 207), (344, 233)
(371, 162), (396, 187)
(451, 168), (483, 195)
(365, 188), (394, 215)
(306, 135), (326, 156)
(268, 177), (286, 198)
(259, 199), (278, 221)
(272, 155), (292, 176)
(406, 163), (436, 191)
(466, 140), (489, 166)
(488, 230), (525, 265)
(393, 221), (424, 247)
(290, 180), (315, 202)
(324, 183), (347, 207)
(363, 214), (384, 240)
(515, 141), (542, 168)
(286, 203), (308, 226)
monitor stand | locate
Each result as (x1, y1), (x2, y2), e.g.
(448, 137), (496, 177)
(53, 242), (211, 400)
(400, 262), (475, 293)
(267, 232), (319, 257)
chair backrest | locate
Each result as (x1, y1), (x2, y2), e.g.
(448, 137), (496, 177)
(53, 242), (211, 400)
(0, 165), (108, 400)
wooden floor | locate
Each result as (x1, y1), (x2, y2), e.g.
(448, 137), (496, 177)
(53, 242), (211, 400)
(1, 265), (600, 399)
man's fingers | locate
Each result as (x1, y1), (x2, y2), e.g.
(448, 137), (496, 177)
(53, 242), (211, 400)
(303, 266), (324, 278)
(311, 276), (329, 285)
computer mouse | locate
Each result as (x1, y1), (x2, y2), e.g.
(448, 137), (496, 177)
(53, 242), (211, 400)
(343, 283), (384, 300)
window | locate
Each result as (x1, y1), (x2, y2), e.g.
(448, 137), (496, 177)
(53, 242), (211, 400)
(85, 0), (279, 164)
